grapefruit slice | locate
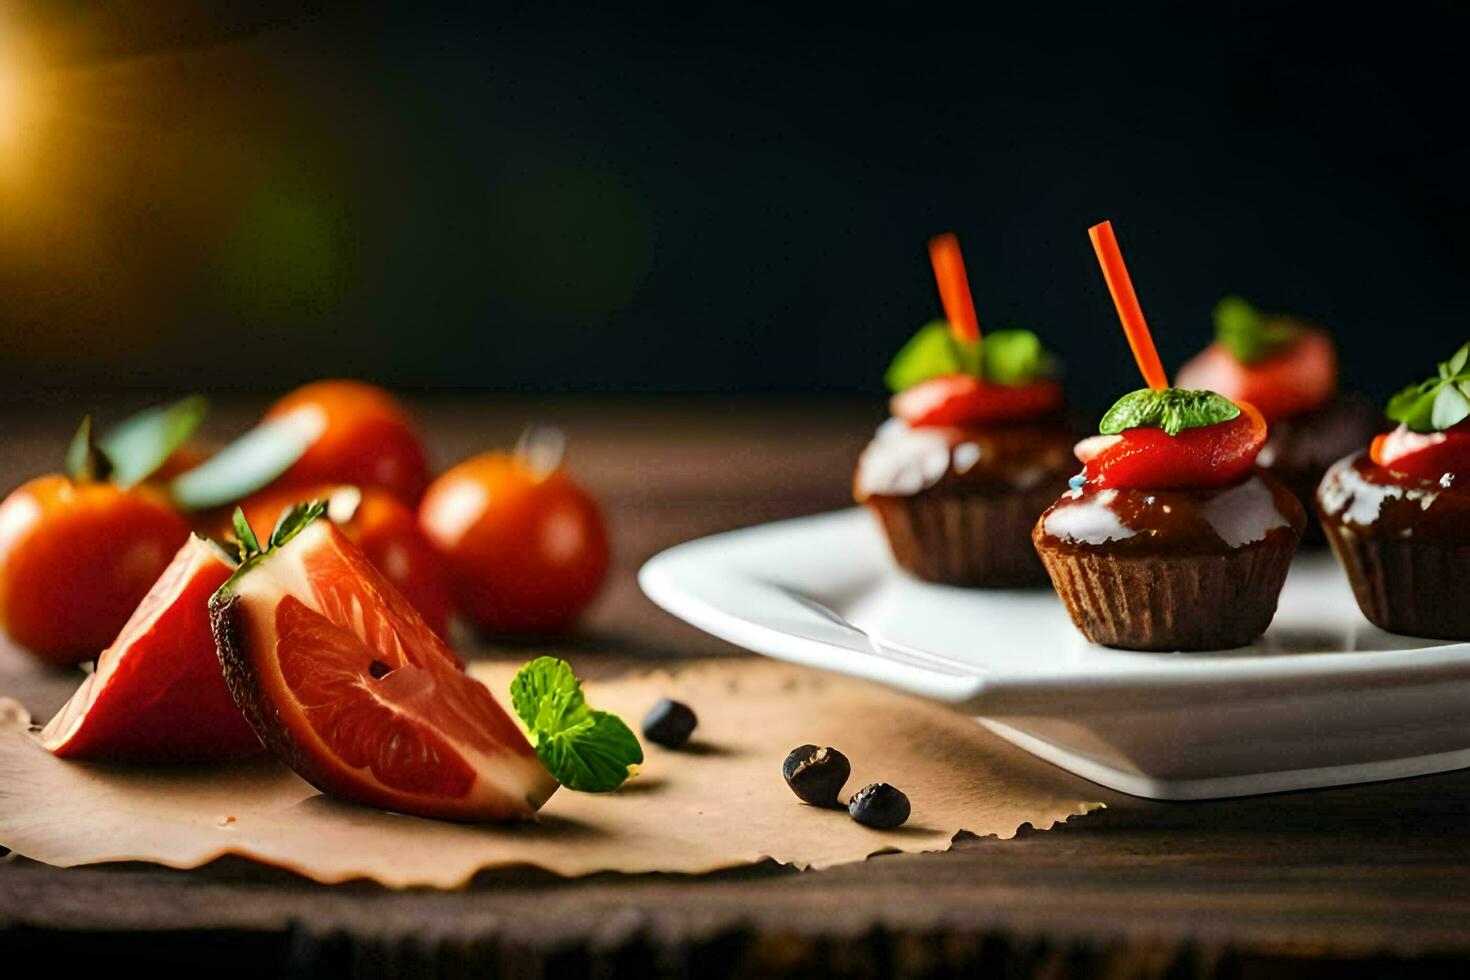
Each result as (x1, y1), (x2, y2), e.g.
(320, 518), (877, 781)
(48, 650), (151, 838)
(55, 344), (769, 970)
(41, 535), (261, 761)
(210, 504), (556, 821)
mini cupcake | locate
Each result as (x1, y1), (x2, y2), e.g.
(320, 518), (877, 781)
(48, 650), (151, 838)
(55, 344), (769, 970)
(854, 233), (1074, 587)
(1175, 296), (1377, 539)
(1032, 222), (1306, 651)
(1317, 342), (1470, 639)
(1034, 390), (1305, 650)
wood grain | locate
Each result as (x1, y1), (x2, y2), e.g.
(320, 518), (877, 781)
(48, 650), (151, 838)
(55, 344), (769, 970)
(2, 394), (1468, 977)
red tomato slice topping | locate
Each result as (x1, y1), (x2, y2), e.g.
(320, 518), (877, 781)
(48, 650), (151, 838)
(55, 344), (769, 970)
(1175, 329), (1337, 421)
(1080, 401), (1268, 490)
(890, 374), (1062, 427)
(1073, 434), (1122, 464)
(1370, 422), (1470, 481)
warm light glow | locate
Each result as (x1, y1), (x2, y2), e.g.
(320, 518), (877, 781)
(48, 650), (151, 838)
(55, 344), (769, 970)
(0, 52), (18, 153)
(0, 22), (38, 180)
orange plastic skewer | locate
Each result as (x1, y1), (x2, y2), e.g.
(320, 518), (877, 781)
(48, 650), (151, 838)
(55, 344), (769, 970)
(1087, 220), (1168, 391)
(928, 233), (981, 344)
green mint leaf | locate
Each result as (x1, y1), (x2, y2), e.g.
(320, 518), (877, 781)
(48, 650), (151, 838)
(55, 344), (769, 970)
(97, 395), (208, 490)
(534, 711), (643, 795)
(884, 321), (966, 392)
(64, 416), (111, 483)
(1386, 380), (1437, 432)
(232, 508), (262, 561)
(884, 322), (1052, 392)
(1386, 343), (1470, 433)
(510, 655), (584, 731)
(169, 409), (324, 510)
(1432, 383), (1470, 431)
(1445, 343), (1470, 379)
(510, 656), (643, 793)
(1099, 388), (1242, 438)
(1213, 295), (1302, 364)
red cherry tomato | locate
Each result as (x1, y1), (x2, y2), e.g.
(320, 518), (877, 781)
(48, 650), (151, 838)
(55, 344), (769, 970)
(1175, 329), (1337, 422)
(418, 452), (609, 634)
(234, 483), (455, 639)
(890, 374), (1063, 427)
(0, 476), (190, 664)
(1080, 401), (1269, 490)
(1370, 422), (1470, 481)
(263, 380), (430, 504)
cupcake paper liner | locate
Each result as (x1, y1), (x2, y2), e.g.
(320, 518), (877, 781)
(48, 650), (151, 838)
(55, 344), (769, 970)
(1321, 527), (1470, 641)
(1035, 540), (1297, 651)
(866, 485), (1057, 588)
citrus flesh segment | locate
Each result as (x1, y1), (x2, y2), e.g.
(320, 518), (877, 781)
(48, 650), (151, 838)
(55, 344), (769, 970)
(213, 520), (556, 821)
(40, 535), (261, 761)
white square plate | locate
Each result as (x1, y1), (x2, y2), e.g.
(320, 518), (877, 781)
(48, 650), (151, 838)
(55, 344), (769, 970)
(639, 508), (1470, 799)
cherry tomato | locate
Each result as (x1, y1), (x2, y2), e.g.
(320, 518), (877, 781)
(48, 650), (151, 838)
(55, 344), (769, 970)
(418, 452), (609, 634)
(890, 374), (1063, 427)
(234, 483), (455, 639)
(1079, 401), (1268, 490)
(1175, 329), (1337, 422)
(263, 380), (430, 505)
(1370, 422), (1470, 481)
(0, 476), (190, 665)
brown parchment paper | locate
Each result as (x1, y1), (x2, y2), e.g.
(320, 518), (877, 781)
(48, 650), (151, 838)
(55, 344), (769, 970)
(0, 659), (1102, 888)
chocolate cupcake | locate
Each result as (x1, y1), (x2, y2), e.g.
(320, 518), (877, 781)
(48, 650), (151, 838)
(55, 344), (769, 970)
(856, 233), (1073, 587)
(1176, 296), (1378, 542)
(1317, 343), (1470, 639)
(1033, 390), (1305, 651)
(856, 415), (1074, 586)
(1035, 222), (1308, 651)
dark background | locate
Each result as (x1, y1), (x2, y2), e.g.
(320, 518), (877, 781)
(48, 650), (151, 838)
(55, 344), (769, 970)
(0, 2), (1466, 411)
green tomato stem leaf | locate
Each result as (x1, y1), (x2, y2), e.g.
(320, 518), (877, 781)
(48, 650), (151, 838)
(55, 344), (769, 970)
(169, 409), (325, 510)
(98, 395), (208, 490)
(510, 656), (643, 793)
(1099, 388), (1242, 438)
(219, 498), (328, 593)
(232, 508), (262, 561)
(64, 416), (111, 484)
(1386, 342), (1470, 433)
(268, 499), (329, 550)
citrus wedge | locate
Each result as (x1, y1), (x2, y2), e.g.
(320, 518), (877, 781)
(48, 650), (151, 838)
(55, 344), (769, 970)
(210, 511), (556, 821)
(41, 535), (261, 761)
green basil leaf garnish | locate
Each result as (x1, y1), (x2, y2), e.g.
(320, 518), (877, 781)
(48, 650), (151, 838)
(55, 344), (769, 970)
(1213, 296), (1303, 364)
(1386, 342), (1470, 433)
(1099, 388), (1242, 438)
(884, 323), (1053, 392)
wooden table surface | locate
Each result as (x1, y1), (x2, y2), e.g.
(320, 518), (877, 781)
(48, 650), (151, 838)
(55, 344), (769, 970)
(4, 395), (1470, 978)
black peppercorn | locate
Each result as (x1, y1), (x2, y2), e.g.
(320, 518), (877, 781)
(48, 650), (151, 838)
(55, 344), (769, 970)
(848, 783), (910, 829)
(782, 744), (851, 806)
(642, 698), (697, 748)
